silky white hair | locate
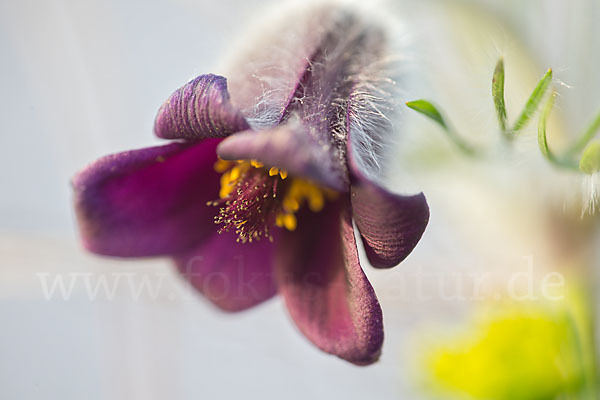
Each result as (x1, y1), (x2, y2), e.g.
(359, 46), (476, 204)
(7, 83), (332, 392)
(218, 0), (412, 182)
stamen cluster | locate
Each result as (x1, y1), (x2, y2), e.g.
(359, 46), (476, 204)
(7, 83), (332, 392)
(208, 159), (335, 243)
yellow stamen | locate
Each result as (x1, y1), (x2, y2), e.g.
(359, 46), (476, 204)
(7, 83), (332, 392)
(229, 166), (241, 181)
(218, 168), (235, 198)
(268, 167), (279, 176)
(282, 213), (297, 231)
(275, 213), (285, 228)
(307, 189), (324, 212)
(283, 197), (300, 212)
(219, 170), (231, 187)
(214, 159), (232, 173)
(213, 157), (336, 236)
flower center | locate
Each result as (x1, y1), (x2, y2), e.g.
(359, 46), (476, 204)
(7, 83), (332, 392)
(208, 159), (335, 243)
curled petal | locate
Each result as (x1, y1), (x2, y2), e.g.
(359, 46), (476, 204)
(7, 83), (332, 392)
(174, 230), (278, 312)
(154, 74), (250, 140)
(348, 145), (429, 268)
(73, 139), (222, 256)
(276, 201), (384, 365)
(216, 122), (348, 192)
(351, 180), (429, 268)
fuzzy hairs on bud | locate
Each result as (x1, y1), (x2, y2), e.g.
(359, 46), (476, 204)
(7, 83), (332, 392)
(218, 0), (413, 183)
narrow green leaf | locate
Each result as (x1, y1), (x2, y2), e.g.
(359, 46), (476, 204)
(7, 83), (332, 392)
(513, 68), (553, 132)
(538, 92), (555, 160)
(538, 92), (579, 170)
(492, 58), (507, 132)
(565, 109), (600, 157)
(579, 142), (600, 175)
(406, 99), (476, 156)
(406, 100), (448, 130)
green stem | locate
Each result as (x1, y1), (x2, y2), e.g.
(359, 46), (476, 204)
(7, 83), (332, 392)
(406, 100), (478, 157)
(565, 110), (600, 158)
(538, 92), (580, 171)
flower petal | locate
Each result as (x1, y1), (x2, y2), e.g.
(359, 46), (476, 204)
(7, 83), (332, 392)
(174, 230), (278, 312)
(351, 180), (429, 268)
(275, 201), (384, 365)
(154, 74), (250, 140)
(73, 139), (222, 256)
(216, 121), (347, 192)
(348, 143), (430, 268)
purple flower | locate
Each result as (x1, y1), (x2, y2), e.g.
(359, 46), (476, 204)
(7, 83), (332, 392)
(72, 4), (429, 365)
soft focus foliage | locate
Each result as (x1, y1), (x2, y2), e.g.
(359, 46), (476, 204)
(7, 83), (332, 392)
(420, 290), (596, 399)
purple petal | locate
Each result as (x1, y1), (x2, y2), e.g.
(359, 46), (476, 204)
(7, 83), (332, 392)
(348, 144), (430, 268)
(275, 201), (384, 365)
(351, 181), (429, 268)
(154, 74), (250, 140)
(216, 122), (347, 192)
(73, 139), (222, 257)
(174, 230), (278, 312)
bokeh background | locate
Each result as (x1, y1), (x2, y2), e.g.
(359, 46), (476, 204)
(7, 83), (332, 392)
(1, 0), (599, 398)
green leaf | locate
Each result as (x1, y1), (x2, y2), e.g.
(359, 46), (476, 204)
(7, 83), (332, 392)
(406, 99), (476, 156)
(492, 58), (507, 132)
(565, 109), (600, 157)
(579, 142), (600, 175)
(537, 92), (578, 170)
(406, 100), (448, 130)
(538, 92), (555, 160)
(513, 68), (553, 132)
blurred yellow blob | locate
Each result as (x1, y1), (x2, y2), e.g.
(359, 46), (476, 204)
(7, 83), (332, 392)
(421, 289), (595, 400)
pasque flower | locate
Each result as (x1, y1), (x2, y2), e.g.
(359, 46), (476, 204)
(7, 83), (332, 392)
(72, 3), (429, 365)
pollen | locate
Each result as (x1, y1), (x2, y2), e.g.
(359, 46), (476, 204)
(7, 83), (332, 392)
(275, 213), (297, 231)
(268, 167), (279, 176)
(213, 159), (232, 173)
(210, 157), (335, 241)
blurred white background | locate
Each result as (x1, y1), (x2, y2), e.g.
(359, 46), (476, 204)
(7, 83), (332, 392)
(1, 0), (599, 399)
